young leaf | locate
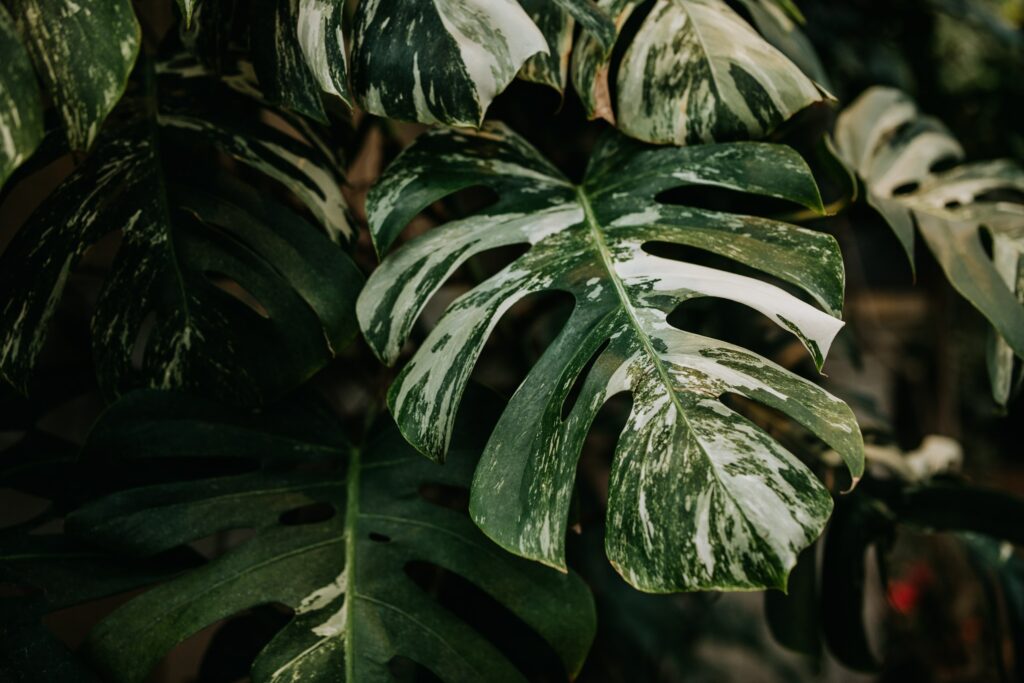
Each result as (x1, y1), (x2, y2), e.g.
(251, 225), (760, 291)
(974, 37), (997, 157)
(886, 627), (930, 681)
(0, 5), (43, 191)
(358, 123), (864, 592)
(835, 87), (1024, 406)
(350, 0), (550, 126)
(65, 389), (596, 683)
(7, 0), (140, 150)
(572, 0), (829, 145)
(0, 57), (362, 405)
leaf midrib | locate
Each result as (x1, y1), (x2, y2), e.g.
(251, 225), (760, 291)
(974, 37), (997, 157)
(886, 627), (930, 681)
(575, 185), (774, 579)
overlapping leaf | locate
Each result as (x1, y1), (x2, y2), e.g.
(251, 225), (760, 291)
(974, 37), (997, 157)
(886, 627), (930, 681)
(349, 0), (551, 127)
(0, 56), (362, 406)
(0, 5), (43, 190)
(56, 389), (596, 683)
(835, 87), (1024, 405)
(358, 123), (864, 592)
(6, 0), (139, 151)
(572, 0), (830, 145)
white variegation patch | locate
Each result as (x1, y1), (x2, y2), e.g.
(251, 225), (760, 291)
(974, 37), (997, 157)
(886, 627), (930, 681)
(359, 123), (864, 592)
(351, 0), (548, 126)
(837, 88), (1024, 406)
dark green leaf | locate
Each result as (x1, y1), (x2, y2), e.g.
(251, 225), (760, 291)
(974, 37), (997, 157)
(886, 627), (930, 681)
(0, 56), (362, 405)
(64, 389), (596, 683)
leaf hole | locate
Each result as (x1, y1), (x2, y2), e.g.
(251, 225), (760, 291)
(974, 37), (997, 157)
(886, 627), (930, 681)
(975, 188), (1024, 205)
(944, 200), (962, 209)
(418, 482), (470, 513)
(891, 181), (920, 196)
(387, 656), (444, 683)
(471, 290), (574, 398)
(368, 532), (391, 543)
(206, 272), (270, 319)
(929, 156), (960, 174)
(278, 502), (335, 526)
(654, 184), (805, 216)
(403, 561), (568, 681)
(576, 392), (633, 509)
(561, 339), (611, 420)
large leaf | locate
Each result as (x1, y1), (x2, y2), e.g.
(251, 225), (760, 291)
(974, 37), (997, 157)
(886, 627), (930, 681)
(7, 0), (140, 150)
(835, 87), (1024, 405)
(0, 5), (43, 190)
(358, 123), (864, 592)
(0, 56), (362, 405)
(61, 389), (596, 683)
(571, 0), (829, 145)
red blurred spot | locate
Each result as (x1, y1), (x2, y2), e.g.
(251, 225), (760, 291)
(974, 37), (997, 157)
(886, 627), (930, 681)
(887, 562), (935, 615)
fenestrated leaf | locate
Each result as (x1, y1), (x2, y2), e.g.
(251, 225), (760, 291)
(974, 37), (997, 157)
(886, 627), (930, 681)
(0, 5), (43, 191)
(572, 0), (829, 145)
(358, 123), (864, 592)
(350, 0), (549, 126)
(65, 389), (596, 683)
(835, 87), (1024, 405)
(7, 0), (140, 150)
(0, 56), (362, 405)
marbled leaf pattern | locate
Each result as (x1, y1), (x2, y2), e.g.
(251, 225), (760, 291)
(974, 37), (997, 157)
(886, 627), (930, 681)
(7, 0), (139, 150)
(350, 0), (549, 126)
(624, 0), (825, 144)
(69, 390), (595, 683)
(836, 87), (1024, 406)
(0, 5), (43, 190)
(0, 57), (361, 405)
(358, 124), (864, 592)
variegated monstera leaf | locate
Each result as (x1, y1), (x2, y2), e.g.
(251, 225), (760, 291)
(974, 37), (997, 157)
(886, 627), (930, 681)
(0, 0), (139, 189)
(0, 56), (362, 406)
(358, 124), (864, 592)
(350, 0), (614, 126)
(836, 87), (1024, 405)
(57, 389), (595, 683)
(572, 0), (831, 145)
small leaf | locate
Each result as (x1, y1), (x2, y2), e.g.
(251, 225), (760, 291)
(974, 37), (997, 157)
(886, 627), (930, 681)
(250, 0), (328, 121)
(350, 0), (548, 126)
(296, 0), (351, 105)
(572, 0), (829, 144)
(8, 0), (140, 150)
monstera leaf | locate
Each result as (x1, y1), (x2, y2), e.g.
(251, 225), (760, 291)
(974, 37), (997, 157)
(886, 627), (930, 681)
(0, 56), (362, 406)
(349, 0), (612, 126)
(4, 0), (139, 152)
(835, 87), (1024, 405)
(50, 389), (596, 683)
(357, 124), (864, 592)
(571, 0), (830, 145)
